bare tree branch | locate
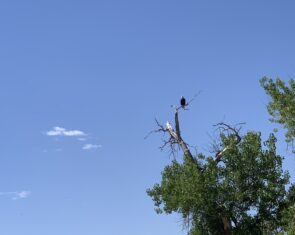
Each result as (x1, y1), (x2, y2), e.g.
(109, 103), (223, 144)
(175, 110), (181, 137)
(165, 109), (194, 160)
(212, 122), (244, 163)
(146, 99), (197, 162)
(144, 118), (167, 139)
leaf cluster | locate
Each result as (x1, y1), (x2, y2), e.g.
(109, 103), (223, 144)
(279, 185), (295, 234)
(260, 77), (295, 233)
(260, 77), (295, 143)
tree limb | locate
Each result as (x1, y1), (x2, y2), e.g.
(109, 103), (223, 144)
(213, 122), (243, 163)
(166, 109), (194, 160)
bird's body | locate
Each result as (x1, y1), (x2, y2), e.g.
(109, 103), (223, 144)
(180, 96), (186, 108)
(166, 121), (173, 131)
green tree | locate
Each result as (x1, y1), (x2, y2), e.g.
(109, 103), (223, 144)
(280, 185), (295, 235)
(260, 77), (295, 144)
(261, 77), (295, 234)
(147, 107), (289, 234)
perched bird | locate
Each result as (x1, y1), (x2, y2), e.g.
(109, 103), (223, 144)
(180, 96), (186, 108)
(166, 121), (173, 131)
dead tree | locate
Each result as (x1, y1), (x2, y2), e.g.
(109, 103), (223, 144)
(147, 101), (242, 171)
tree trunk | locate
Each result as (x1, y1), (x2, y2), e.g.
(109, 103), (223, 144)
(222, 217), (231, 235)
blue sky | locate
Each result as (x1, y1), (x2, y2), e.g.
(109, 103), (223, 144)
(0, 1), (295, 234)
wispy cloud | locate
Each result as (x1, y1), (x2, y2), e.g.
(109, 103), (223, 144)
(13, 191), (31, 200)
(0, 191), (31, 200)
(46, 127), (86, 137)
(45, 127), (102, 152)
(82, 144), (102, 150)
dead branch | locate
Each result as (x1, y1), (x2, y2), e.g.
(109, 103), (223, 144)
(166, 109), (194, 160)
(144, 119), (167, 139)
(175, 111), (181, 137)
(145, 117), (180, 157)
(146, 99), (196, 162)
(213, 122), (243, 163)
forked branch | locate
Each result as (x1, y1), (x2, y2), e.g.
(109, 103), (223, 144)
(213, 122), (243, 163)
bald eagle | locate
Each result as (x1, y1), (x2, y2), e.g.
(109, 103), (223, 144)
(180, 96), (186, 108)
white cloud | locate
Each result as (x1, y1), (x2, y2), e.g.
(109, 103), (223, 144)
(46, 127), (86, 137)
(0, 191), (31, 200)
(13, 191), (31, 200)
(82, 144), (102, 150)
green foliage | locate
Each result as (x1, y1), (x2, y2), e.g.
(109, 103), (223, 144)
(147, 132), (289, 234)
(280, 185), (295, 234)
(260, 77), (295, 143)
(261, 77), (295, 233)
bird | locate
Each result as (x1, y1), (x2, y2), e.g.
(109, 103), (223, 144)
(166, 121), (173, 131)
(180, 96), (186, 108)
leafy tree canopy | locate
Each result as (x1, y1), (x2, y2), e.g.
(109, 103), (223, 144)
(260, 77), (295, 143)
(261, 77), (295, 234)
(147, 132), (289, 234)
(280, 185), (295, 235)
